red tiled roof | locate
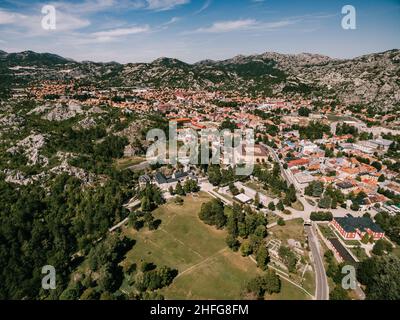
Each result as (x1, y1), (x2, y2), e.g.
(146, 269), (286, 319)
(288, 158), (310, 168)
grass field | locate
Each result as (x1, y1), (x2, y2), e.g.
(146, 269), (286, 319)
(267, 218), (305, 244)
(115, 156), (145, 170)
(301, 269), (316, 296)
(318, 224), (336, 238)
(392, 247), (400, 258)
(266, 212), (279, 225)
(266, 278), (311, 300)
(291, 200), (304, 211)
(122, 192), (263, 299)
(162, 249), (261, 299)
(122, 193), (313, 300)
(327, 114), (357, 122)
(245, 181), (276, 199)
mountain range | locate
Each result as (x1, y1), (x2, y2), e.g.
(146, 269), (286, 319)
(1, 49), (399, 110)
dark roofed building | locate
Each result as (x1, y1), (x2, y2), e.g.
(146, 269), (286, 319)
(155, 172), (168, 185)
(170, 171), (188, 182)
(331, 214), (384, 240)
(328, 238), (357, 264)
(336, 181), (354, 190)
(154, 170), (197, 190)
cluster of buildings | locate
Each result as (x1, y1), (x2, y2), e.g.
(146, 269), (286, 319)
(277, 130), (399, 211)
(10, 81), (399, 221)
(331, 214), (385, 240)
(139, 165), (198, 191)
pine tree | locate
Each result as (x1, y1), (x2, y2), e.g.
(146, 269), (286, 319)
(277, 200), (284, 211)
(226, 234), (240, 251)
(254, 192), (260, 208)
(268, 201), (276, 211)
(141, 196), (151, 212)
(256, 246), (270, 271)
(240, 241), (253, 256)
(175, 181), (185, 196)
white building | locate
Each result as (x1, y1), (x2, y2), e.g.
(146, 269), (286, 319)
(300, 141), (319, 154)
(367, 138), (393, 152)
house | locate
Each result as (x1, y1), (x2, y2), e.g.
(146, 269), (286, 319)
(366, 193), (387, 205)
(233, 143), (269, 165)
(242, 144), (269, 164)
(336, 181), (355, 194)
(331, 214), (385, 240)
(382, 204), (400, 216)
(154, 170), (197, 190)
(234, 193), (252, 204)
(385, 182), (400, 195)
(294, 172), (315, 185)
(287, 158), (310, 168)
(307, 163), (321, 172)
(368, 138), (393, 152)
(300, 141), (319, 154)
(353, 142), (374, 154)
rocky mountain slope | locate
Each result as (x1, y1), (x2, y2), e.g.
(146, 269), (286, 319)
(1, 49), (399, 110)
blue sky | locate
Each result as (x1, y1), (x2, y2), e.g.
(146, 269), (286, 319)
(0, 0), (399, 63)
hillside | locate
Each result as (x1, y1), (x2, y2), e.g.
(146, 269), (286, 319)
(1, 49), (399, 110)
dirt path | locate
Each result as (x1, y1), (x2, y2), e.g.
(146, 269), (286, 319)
(175, 247), (228, 279)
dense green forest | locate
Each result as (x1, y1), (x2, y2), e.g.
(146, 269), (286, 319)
(0, 99), (168, 299)
(0, 173), (134, 299)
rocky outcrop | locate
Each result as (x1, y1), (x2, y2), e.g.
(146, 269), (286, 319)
(2, 49), (399, 111)
(7, 133), (48, 166)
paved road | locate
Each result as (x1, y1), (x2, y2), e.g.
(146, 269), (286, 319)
(109, 199), (141, 232)
(264, 144), (289, 182)
(305, 224), (329, 300)
(264, 144), (304, 193)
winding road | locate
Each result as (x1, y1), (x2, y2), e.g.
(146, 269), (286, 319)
(305, 223), (329, 300)
(264, 144), (329, 300)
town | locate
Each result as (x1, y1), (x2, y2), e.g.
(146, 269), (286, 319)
(2, 77), (399, 301)
(1, 0), (399, 304)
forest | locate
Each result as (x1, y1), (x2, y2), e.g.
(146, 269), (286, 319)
(0, 173), (134, 299)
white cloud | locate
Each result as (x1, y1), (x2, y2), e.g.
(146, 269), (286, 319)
(145, 0), (190, 11)
(205, 19), (255, 33)
(51, 11), (91, 32)
(164, 16), (180, 25)
(0, 9), (26, 25)
(54, 0), (118, 14)
(188, 18), (298, 34)
(194, 0), (211, 15)
(0, 8), (90, 34)
(54, 0), (189, 13)
(92, 25), (150, 41)
(190, 19), (257, 33)
(260, 20), (298, 29)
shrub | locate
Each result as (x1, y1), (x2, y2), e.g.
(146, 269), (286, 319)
(310, 211), (333, 221)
